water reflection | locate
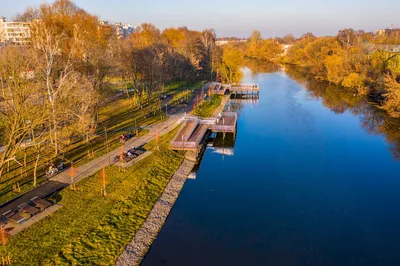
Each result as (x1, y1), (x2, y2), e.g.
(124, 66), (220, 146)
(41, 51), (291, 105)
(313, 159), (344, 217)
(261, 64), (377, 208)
(282, 65), (400, 160)
(244, 59), (282, 75)
(190, 132), (237, 179)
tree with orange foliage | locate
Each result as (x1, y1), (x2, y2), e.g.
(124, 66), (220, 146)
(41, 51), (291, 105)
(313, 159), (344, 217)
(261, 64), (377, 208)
(130, 23), (160, 48)
(21, 0), (110, 154)
(382, 74), (400, 117)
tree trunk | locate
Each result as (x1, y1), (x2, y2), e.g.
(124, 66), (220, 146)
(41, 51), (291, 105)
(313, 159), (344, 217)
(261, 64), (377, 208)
(33, 152), (40, 187)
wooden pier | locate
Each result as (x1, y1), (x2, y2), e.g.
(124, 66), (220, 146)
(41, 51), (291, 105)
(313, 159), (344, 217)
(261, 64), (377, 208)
(170, 82), (259, 152)
(210, 82), (259, 96)
(212, 112), (237, 132)
(170, 112), (237, 151)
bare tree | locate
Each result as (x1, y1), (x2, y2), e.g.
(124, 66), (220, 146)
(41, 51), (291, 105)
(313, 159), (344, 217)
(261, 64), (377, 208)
(0, 47), (44, 178)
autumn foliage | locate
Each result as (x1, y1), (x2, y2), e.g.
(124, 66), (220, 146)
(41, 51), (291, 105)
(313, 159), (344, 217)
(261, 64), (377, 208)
(284, 29), (400, 116)
(0, 0), (220, 185)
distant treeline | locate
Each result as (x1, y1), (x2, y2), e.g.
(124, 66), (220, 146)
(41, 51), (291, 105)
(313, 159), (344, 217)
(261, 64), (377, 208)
(220, 29), (400, 118)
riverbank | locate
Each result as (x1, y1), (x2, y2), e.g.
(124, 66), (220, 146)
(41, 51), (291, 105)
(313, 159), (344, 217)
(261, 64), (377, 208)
(115, 93), (230, 265)
(115, 151), (197, 266)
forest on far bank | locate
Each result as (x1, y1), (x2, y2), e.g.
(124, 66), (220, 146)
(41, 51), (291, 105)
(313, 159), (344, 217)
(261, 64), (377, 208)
(219, 29), (400, 118)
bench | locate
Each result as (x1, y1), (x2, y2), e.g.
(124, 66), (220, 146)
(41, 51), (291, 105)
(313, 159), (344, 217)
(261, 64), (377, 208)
(30, 197), (52, 210)
(2, 210), (25, 225)
(18, 203), (40, 216)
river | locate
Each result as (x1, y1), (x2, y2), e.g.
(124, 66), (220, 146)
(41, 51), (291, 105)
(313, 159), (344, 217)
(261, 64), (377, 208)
(141, 66), (400, 266)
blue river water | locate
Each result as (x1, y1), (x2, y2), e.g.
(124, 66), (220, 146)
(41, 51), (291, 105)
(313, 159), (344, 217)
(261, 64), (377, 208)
(141, 68), (400, 266)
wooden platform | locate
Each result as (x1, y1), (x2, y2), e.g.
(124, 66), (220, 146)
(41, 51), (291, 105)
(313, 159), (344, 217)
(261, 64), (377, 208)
(170, 112), (237, 151)
(213, 112), (237, 132)
(171, 82), (258, 151)
(210, 82), (259, 95)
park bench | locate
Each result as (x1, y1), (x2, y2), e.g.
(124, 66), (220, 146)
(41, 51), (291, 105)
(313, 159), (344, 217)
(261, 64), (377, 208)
(2, 210), (25, 225)
(114, 153), (132, 163)
(30, 197), (52, 210)
(135, 149), (145, 156)
(18, 203), (40, 217)
(114, 148), (146, 164)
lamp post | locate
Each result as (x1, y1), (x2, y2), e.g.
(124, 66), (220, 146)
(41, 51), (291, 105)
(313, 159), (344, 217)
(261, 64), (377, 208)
(104, 127), (110, 165)
(134, 118), (138, 136)
(165, 103), (168, 129)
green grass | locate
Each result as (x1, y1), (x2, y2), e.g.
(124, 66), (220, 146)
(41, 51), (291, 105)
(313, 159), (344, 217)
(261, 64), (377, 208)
(162, 81), (203, 98)
(193, 95), (223, 118)
(2, 128), (184, 265)
(108, 82), (133, 91)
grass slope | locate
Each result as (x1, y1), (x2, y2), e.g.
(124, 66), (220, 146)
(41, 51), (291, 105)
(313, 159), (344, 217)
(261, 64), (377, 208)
(193, 95), (222, 118)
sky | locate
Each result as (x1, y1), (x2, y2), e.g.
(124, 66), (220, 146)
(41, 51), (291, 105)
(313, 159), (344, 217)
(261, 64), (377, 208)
(1, 0), (399, 38)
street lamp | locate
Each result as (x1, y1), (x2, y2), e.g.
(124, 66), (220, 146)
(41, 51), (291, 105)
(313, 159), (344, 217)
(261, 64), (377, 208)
(134, 118), (138, 136)
(104, 127), (110, 165)
(165, 103), (168, 129)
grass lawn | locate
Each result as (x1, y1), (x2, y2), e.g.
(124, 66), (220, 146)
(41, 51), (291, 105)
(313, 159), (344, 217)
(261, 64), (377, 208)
(2, 128), (185, 265)
(193, 95), (222, 118)
(164, 81), (202, 95)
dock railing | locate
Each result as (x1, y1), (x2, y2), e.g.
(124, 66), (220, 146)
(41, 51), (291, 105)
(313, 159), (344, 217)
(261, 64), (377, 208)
(214, 112), (237, 132)
(230, 83), (259, 91)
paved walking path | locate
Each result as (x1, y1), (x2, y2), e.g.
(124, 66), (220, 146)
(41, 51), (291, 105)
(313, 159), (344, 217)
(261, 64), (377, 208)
(0, 113), (185, 217)
(51, 113), (185, 185)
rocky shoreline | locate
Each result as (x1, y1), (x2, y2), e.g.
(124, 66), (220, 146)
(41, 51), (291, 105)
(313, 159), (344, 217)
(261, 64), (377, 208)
(115, 151), (197, 266)
(115, 95), (230, 266)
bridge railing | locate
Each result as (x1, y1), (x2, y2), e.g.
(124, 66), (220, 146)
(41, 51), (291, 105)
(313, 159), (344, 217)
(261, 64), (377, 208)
(170, 140), (197, 149)
(213, 124), (236, 132)
(220, 111), (237, 118)
(199, 118), (217, 125)
(230, 83), (259, 90)
(183, 115), (199, 122)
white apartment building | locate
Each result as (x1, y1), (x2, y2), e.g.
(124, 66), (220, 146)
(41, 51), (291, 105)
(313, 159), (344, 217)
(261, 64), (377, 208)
(115, 23), (137, 39)
(0, 17), (31, 45)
